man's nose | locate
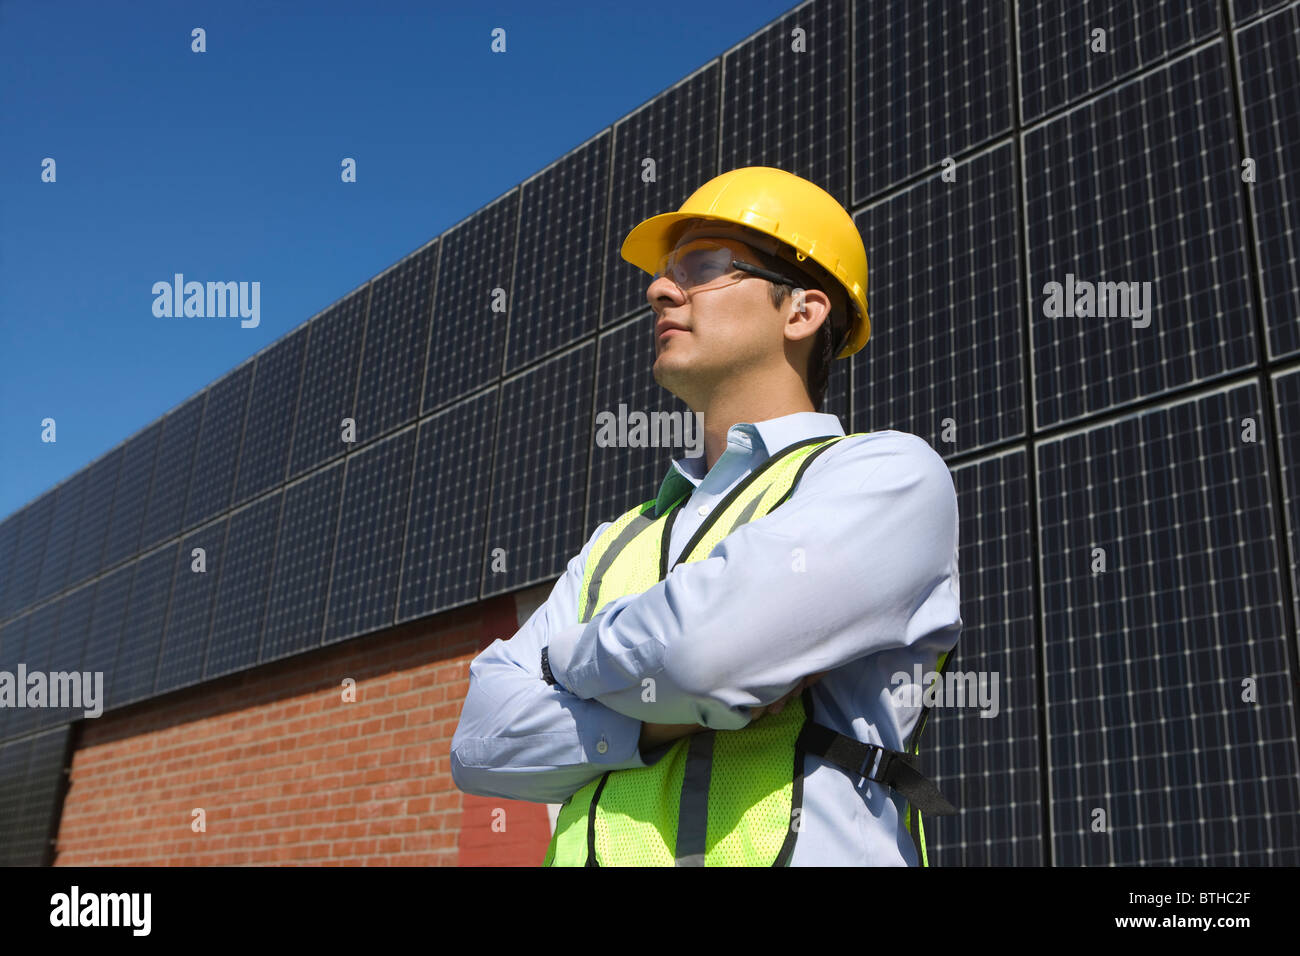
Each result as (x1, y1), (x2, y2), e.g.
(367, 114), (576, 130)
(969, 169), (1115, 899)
(646, 273), (686, 312)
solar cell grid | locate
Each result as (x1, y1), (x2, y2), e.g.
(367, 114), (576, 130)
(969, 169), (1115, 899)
(0, 737), (31, 865)
(184, 365), (253, 529)
(0, 614), (29, 741)
(1271, 368), (1300, 660)
(234, 328), (308, 505)
(423, 196), (517, 414)
(101, 421), (164, 568)
(139, 393), (206, 551)
(325, 429), (415, 644)
(112, 543), (178, 710)
(289, 288), (369, 478)
(355, 242), (438, 439)
(397, 388), (500, 621)
(1038, 382), (1300, 865)
(12, 725), (70, 866)
(4, 491), (56, 619)
(506, 134), (610, 372)
(483, 344), (595, 595)
(76, 561), (135, 723)
(33, 582), (96, 732)
(64, 446), (124, 590)
(4, 602), (60, 738)
(0, 513), (22, 624)
(853, 142), (1023, 452)
(853, 0), (1012, 202)
(154, 519), (227, 695)
(261, 462), (344, 662)
(1024, 45), (1256, 430)
(203, 493), (281, 680)
(35, 471), (88, 603)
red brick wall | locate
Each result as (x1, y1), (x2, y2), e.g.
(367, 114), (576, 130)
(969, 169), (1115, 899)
(53, 594), (553, 866)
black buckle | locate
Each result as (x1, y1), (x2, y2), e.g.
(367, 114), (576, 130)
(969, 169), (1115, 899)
(856, 743), (897, 784)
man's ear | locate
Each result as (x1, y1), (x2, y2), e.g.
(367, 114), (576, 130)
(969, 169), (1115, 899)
(783, 287), (832, 345)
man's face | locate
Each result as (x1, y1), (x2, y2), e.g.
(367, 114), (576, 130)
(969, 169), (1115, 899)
(645, 222), (789, 402)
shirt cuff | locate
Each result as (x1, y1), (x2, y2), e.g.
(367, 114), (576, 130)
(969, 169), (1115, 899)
(545, 621), (586, 697)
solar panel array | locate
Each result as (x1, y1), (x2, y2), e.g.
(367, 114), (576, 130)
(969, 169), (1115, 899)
(1, 0), (1297, 866)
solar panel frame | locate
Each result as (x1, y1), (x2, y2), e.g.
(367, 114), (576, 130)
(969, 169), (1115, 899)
(3, 601), (61, 738)
(483, 343), (596, 596)
(355, 241), (439, 441)
(11, 724), (71, 866)
(154, 518), (228, 696)
(852, 140), (1023, 453)
(504, 133), (611, 373)
(720, 0), (850, 208)
(233, 327), (309, 506)
(138, 392), (206, 552)
(603, 64), (721, 326)
(0, 513), (22, 625)
(288, 287), (370, 479)
(34, 470), (89, 604)
(1271, 367), (1300, 661)
(260, 462), (345, 663)
(0, 613), (29, 741)
(1229, 0), (1293, 26)
(76, 560), (135, 728)
(1016, 0), (1221, 123)
(852, 0), (1013, 204)
(202, 492), (281, 681)
(63, 446), (124, 591)
(1038, 381), (1300, 865)
(422, 195), (517, 415)
(33, 581), (96, 732)
(0, 736), (32, 865)
(1234, 4), (1300, 360)
(100, 420), (164, 569)
(184, 364), (254, 530)
(1023, 44), (1258, 430)
(324, 428), (415, 646)
(396, 387), (501, 622)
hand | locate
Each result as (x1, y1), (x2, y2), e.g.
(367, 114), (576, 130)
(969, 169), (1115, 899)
(749, 671), (829, 721)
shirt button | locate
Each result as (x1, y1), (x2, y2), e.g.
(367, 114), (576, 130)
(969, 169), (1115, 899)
(697, 505), (708, 516)
(596, 737), (609, 754)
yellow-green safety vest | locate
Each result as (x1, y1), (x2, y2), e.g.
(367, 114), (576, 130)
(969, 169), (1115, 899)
(543, 434), (957, 867)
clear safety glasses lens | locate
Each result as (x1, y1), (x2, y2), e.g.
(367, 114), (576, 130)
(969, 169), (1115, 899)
(652, 242), (745, 291)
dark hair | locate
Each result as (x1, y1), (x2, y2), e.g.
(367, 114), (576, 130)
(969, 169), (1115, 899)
(753, 250), (847, 413)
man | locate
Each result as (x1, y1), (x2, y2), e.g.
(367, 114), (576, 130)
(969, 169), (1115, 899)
(451, 166), (962, 866)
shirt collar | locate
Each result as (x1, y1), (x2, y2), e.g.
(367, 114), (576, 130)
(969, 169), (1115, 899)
(652, 411), (845, 516)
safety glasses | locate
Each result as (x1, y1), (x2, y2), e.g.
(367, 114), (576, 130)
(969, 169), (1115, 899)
(652, 238), (801, 295)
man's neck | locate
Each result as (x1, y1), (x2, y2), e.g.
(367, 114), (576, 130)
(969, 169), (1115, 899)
(693, 387), (816, 470)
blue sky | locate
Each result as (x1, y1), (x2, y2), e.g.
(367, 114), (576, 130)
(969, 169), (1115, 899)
(0, 0), (798, 519)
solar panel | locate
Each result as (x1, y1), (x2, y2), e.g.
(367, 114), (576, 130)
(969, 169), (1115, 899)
(585, 313), (696, 530)
(1271, 368), (1300, 661)
(397, 388), (499, 622)
(355, 242), (438, 439)
(604, 65), (721, 326)
(233, 328), (308, 506)
(853, 0), (1012, 203)
(1231, 0), (1293, 25)
(112, 542), (178, 710)
(35, 470), (89, 603)
(100, 421), (164, 568)
(0, 735), (32, 865)
(505, 133), (610, 373)
(720, 0), (850, 207)
(0, 613), (29, 741)
(1024, 45), (1257, 430)
(9, 725), (71, 866)
(64, 446), (124, 590)
(1235, 5), (1300, 360)
(139, 393), (206, 552)
(4, 601), (60, 738)
(422, 194), (518, 415)
(261, 462), (344, 662)
(0, 513), (21, 625)
(1017, 0), (1220, 123)
(324, 429), (415, 645)
(1038, 381), (1300, 865)
(184, 364), (254, 530)
(483, 343), (595, 596)
(76, 560), (134, 725)
(203, 492), (281, 680)
(154, 518), (227, 696)
(289, 288), (369, 479)
(3, 490), (55, 619)
(32, 581), (96, 733)
(927, 448), (1042, 865)
(853, 141), (1023, 453)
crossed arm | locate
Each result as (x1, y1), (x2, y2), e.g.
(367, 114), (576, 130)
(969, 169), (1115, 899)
(449, 433), (959, 804)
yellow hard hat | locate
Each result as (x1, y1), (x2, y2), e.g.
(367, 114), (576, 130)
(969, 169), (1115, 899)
(620, 166), (870, 357)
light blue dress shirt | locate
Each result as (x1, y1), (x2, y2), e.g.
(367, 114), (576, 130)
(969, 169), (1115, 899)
(450, 411), (962, 865)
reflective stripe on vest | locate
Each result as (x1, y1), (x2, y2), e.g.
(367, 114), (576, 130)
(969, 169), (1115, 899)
(544, 435), (844, 867)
